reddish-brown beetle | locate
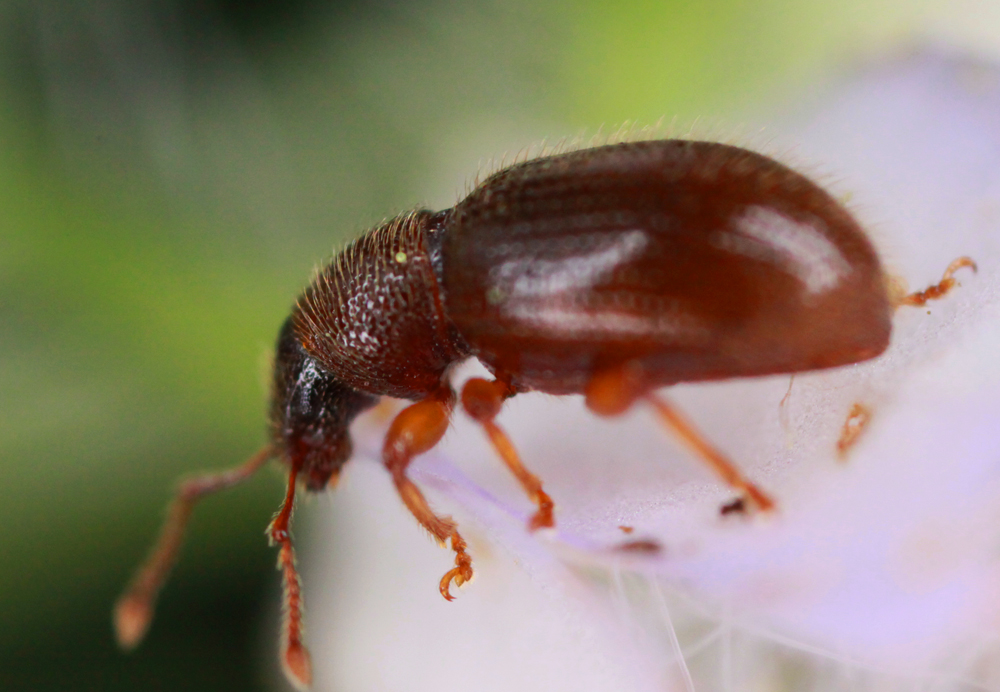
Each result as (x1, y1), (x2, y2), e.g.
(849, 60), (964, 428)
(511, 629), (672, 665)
(113, 139), (974, 688)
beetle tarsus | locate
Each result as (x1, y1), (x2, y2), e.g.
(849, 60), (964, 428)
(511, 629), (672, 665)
(898, 255), (977, 307)
(837, 402), (873, 458)
(528, 493), (555, 531)
(439, 532), (474, 600)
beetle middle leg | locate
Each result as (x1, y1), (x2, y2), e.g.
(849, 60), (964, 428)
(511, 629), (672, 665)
(585, 365), (775, 512)
(382, 386), (473, 600)
(461, 377), (555, 530)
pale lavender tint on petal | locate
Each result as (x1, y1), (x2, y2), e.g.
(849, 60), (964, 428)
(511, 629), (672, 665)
(309, 50), (1000, 692)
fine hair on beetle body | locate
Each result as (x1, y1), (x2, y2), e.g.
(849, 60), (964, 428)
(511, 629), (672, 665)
(114, 136), (975, 690)
(465, 120), (771, 194)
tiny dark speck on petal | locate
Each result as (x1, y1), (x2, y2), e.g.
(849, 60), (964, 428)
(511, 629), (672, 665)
(616, 539), (663, 554)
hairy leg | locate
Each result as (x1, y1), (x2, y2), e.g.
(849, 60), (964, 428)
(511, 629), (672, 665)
(383, 387), (473, 599)
(114, 445), (275, 650)
(461, 377), (554, 530)
(586, 366), (774, 512)
(896, 256), (976, 307)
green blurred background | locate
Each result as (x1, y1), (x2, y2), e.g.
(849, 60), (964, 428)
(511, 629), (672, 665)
(0, 1), (985, 690)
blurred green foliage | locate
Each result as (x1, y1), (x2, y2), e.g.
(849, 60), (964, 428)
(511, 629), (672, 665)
(0, 0), (924, 689)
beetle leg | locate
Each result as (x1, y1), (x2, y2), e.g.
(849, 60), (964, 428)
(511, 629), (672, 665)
(836, 402), (873, 459)
(585, 366), (775, 512)
(461, 377), (555, 530)
(266, 462), (312, 690)
(645, 394), (775, 511)
(382, 387), (474, 600)
(114, 444), (276, 651)
(896, 256), (976, 307)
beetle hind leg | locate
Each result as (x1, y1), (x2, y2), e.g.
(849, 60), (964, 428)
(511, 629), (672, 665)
(461, 377), (555, 530)
(896, 256), (976, 307)
(383, 388), (474, 599)
(586, 366), (775, 513)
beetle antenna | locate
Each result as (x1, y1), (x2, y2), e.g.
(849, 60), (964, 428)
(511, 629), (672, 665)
(267, 463), (313, 689)
(114, 444), (276, 650)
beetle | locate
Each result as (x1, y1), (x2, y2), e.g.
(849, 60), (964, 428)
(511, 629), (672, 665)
(113, 139), (974, 689)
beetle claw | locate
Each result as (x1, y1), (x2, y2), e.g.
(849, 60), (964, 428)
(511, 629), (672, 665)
(439, 562), (473, 600)
(528, 494), (555, 531)
(439, 531), (474, 600)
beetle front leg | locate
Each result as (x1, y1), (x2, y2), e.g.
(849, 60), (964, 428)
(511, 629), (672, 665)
(585, 365), (775, 513)
(382, 387), (473, 599)
(461, 377), (555, 530)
